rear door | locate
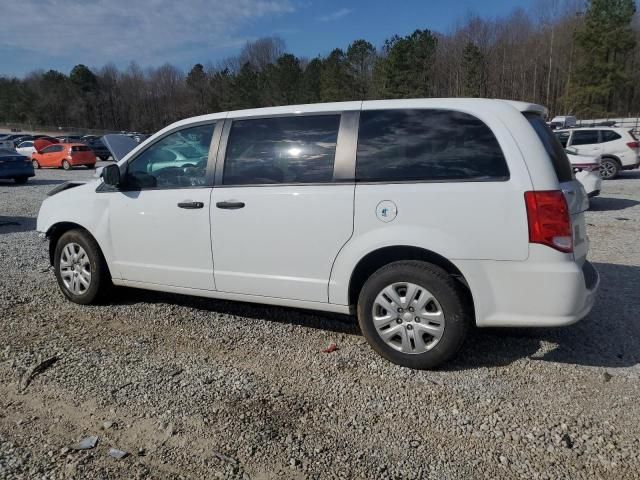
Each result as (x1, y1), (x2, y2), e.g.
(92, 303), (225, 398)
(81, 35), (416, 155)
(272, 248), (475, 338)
(568, 130), (602, 158)
(210, 112), (356, 303)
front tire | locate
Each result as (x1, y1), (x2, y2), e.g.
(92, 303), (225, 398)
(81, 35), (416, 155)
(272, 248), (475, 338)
(600, 158), (620, 180)
(357, 261), (470, 370)
(32, 159), (40, 169)
(61, 160), (71, 170)
(54, 230), (110, 304)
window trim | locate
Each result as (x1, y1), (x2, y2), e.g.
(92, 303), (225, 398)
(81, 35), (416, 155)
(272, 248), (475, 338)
(214, 112), (351, 188)
(97, 120), (222, 193)
(354, 108), (511, 184)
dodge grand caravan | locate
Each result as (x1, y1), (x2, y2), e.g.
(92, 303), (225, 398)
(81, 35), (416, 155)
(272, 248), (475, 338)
(36, 99), (599, 369)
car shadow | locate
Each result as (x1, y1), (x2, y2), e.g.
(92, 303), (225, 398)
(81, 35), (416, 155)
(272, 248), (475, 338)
(108, 263), (640, 370)
(0, 215), (37, 234)
(0, 179), (65, 187)
(589, 197), (640, 211)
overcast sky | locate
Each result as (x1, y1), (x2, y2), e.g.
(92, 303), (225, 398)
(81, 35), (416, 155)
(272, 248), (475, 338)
(0, 0), (534, 77)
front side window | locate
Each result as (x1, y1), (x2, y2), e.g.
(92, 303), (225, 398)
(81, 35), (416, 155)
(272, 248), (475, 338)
(223, 115), (341, 185)
(570, 130), (599, 145)
(554, 131), (571, 147)
(356, 109), (509, 182)
(125, 124), (214, 189)
(42, 145), (63, 153)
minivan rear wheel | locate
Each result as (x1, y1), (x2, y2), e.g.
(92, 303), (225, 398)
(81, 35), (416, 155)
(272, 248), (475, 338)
(54, 229), (110, 304)
(357, 261), (470, 369)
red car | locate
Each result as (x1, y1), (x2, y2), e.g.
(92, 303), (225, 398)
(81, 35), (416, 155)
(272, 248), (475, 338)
(31, 140), (96, 170)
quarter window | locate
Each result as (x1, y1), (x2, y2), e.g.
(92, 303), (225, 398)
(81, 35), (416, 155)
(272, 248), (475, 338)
(600, 130), (621, 142)
(125, 124), (214, 189)
(570, 130), (599, 145)
(223, 115), (341, 185)
(356, 109), (509, 182)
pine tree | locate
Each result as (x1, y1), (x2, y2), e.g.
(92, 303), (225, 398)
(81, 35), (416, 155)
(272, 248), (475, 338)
(569, 0), (637, 116)
(461, 42), (486, 97)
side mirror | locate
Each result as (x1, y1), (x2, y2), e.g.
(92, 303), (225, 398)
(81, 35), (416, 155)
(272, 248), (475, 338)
(102, 164), (121, 187)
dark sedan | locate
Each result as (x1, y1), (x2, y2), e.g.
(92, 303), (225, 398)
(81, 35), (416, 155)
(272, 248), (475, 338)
(0, 148), (35, 184)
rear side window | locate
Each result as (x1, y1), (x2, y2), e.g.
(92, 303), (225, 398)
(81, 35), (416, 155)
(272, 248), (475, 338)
(571, 130), (599, 145)
(601, 130), (621, 142)
(524, 113), (573, 182)
(223, 115), (340, 185)
(356, 109), (509, 182)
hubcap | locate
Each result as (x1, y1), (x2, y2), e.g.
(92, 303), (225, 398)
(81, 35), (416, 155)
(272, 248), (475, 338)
(59, 243), (91, 295)
(372, 282), (445, 354)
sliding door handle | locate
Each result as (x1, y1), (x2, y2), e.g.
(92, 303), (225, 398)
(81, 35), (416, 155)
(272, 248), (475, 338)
(216, 201), (245, 210)
(177, 201), (204, 209)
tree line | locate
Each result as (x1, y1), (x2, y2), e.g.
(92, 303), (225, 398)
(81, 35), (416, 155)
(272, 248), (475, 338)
(0, 0), (637, 134)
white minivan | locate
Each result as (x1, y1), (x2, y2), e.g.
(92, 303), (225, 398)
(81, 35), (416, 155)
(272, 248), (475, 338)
(37, 99), (599, 369)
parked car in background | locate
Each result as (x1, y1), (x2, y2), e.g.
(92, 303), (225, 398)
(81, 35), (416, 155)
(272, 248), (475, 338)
(549, 115), (577, 130)
(55, 135), (84, 144)
(15, 140), (37, 157)
(31, 143), (96, 170)
(0, 133), (28, 150)
(0, 148), (34, 183)
(37, 99), (598, 370)
(565, 147), (601, 199)
(554, 127), (640, 179)
(81, 135), (111, 161)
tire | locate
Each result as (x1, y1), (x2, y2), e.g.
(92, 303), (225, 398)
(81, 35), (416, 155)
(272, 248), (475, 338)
(32, 159), (40, 169)
(87, 164), (96, 169)
(600, 158), (620, 180)
(61, 160), (71, 170)
(357, 261), (470, 370)
(99, 156), (110, 162)
(14, 176), (28, 184)
(54, 229), (111, 305)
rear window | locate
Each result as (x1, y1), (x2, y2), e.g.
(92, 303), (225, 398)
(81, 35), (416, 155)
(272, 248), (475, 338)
(356, 109), (509, 182)
(524, 113), (573, 182)
(71, 146), (91, 152)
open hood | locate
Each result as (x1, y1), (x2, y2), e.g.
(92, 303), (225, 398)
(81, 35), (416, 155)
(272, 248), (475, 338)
(102, 134), (138, 162)
(34, 137), (59, 152)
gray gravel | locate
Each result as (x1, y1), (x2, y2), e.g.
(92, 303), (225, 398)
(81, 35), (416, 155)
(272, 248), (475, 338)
(1, 165), (640, 479)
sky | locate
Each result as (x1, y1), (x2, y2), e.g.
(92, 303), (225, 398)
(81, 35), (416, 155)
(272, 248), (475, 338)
(0, 0), (534, 77)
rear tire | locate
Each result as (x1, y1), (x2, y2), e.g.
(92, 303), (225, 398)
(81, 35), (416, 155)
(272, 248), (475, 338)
(54, 229), (111, 305)
(600, 158), (620, 180)
(357, 261), (470, 370)
(14, 176), (28, 184)
(61, 160), (71, 170)
(32, 160), (40, 169)
(99, 156), (110, 162)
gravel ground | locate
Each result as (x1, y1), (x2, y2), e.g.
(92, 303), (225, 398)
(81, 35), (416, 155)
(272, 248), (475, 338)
(1, 164), (639, 479)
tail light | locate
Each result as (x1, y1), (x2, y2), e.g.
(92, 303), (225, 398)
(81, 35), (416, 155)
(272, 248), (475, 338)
(627, 141), (639, 150)
(524, 191), (573, 253)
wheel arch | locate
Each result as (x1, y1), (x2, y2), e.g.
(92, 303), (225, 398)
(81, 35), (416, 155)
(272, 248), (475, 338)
(601, 154), (621, 164)
(347, 245), (475, 316)
(46, 222), (99, 266)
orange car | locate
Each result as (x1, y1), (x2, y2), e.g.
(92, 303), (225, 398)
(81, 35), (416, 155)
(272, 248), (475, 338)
(31, 142), (96, 170)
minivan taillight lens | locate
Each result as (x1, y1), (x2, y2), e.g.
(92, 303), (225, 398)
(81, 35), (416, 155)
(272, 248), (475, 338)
(524, 191), (573, 253)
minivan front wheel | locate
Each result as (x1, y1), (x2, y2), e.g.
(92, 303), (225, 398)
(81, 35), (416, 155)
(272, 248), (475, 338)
(357, 261), (470, 369)
(54, 230), (110, 304)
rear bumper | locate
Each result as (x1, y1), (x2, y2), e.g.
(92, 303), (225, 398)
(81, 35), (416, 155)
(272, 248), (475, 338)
(457, 250), (599, 328)
(0, 164), (35, 179)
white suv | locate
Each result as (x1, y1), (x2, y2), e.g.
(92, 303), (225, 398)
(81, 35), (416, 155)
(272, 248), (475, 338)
(554, 127), (640, 179)
(37, 99), (599, 369)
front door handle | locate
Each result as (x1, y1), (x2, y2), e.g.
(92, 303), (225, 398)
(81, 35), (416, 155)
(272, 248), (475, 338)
(177, 201), (204, 209)
(216, 201), (245, 210)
